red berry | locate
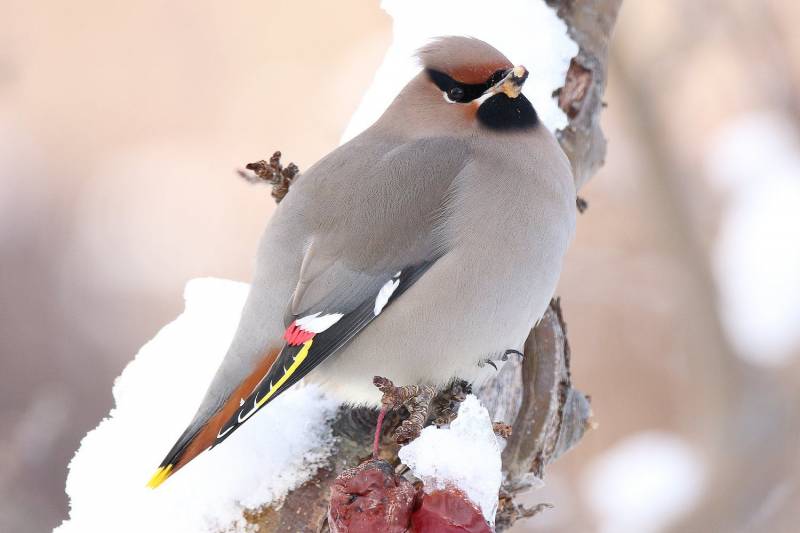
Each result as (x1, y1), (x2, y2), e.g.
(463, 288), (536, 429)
(328, 460), (421, 533)
(410, 489), (491, 533)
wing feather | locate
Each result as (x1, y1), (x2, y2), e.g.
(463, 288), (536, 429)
(212, 260), (435, 447)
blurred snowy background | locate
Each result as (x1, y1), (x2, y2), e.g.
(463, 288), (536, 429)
(1, 0), (799, 532)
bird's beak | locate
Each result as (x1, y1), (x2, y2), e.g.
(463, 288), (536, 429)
(488, 65), (529, 99)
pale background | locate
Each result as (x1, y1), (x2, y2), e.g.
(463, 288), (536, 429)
(2, 1), (799, 531)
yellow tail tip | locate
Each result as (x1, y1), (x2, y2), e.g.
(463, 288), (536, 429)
(146, 464), (173, 489)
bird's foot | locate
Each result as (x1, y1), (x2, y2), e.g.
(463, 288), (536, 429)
(503, 349), (524, 360)
(479, 349), (524, 370)
(432, 379), (472, 426)
(373, 376), (435, 447)
(394, 384), (435, 444)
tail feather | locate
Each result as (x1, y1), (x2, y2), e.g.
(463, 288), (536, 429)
(146, 347), (281, 488)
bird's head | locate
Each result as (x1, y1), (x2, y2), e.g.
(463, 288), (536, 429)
(414, 36), (536, 131)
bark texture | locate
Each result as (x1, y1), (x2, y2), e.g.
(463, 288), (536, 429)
(239, 1), (621, 530)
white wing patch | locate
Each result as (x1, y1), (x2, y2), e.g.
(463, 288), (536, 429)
(295, 312), (344, 333)
(374, 278), (400, 315)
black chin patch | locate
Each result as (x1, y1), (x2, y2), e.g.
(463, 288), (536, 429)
(477, 93), (538, 131)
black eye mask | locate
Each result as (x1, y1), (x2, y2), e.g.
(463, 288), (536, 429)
(426, 68), (508, 103)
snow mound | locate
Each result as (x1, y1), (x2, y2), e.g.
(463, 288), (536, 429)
(398, 395), (503, 524)
(342, 0), (578, 142)
(56, 278), (339, 533)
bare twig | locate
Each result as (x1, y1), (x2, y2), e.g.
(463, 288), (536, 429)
(493, 422), (513, 439)
(237, 151), (299, 203)
(374, 376), (437, 444)
(495, 493), (554, 532)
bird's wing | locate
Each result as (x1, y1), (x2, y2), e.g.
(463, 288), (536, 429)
(147, 136), (468, 488)
(213, 255), (436, 446)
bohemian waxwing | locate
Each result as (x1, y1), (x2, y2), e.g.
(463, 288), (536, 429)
(148, 36), (576, 488)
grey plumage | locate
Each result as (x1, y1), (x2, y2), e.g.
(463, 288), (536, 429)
(148, 36), (576, 486)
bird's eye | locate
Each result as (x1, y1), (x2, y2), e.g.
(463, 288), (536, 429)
(448, 86), (465, 102)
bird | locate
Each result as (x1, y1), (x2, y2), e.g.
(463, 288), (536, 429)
(147, 36), (576, 488)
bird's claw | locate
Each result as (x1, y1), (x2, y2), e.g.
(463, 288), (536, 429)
(372, 376), (435, 446)
(502, 349), (524, 361)
(394, 418), (423, 444)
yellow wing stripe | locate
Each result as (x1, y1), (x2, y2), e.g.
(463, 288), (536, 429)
(255, 338), (313, 408)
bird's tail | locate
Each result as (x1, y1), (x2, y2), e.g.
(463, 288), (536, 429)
(146, 347), (281, 488)
(146, 425), (199, 489)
